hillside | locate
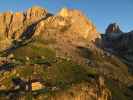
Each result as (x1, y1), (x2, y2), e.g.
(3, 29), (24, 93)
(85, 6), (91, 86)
(0, 6), (133, 100)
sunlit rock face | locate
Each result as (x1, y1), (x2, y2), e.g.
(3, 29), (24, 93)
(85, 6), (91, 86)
(58, 8), (100, 41)
(8, 12), (25, 39)
(24, 6), (47, 23)
(0, 6), (48, 40)
(0, 6), (100, 41)
(0, 12), (12, 38)
(0, 6), (101, 51)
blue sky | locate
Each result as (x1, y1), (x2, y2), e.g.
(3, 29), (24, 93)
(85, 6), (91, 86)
(0, 0), (133, 32)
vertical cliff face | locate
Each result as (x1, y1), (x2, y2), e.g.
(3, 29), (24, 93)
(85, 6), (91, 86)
(24, 6), (48, 23)
(0, 6), (48, 40)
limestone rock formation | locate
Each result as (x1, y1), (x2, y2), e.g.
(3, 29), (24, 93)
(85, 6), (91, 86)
(24, 6), (47, 23)
(34, 8), (100, 42)
(58, 8), (100, 41)
(105, 23), (122, 34)
(0, 6), (48, 40)
(0, 7), (100, 52)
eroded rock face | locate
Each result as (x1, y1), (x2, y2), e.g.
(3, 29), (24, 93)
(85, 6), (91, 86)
(24, 6), (47, 23)
(0, 6), (48, 40)
(58, 8), (100, 41)
(8, 12), (25, 39)
(0, 7), (100, 42)
(34, 8), (100, 43)
(0, 6), (101, 52)
(0, 12), (12, 38)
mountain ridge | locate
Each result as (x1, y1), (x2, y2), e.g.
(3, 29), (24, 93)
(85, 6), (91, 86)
(0, 6), (133, 100)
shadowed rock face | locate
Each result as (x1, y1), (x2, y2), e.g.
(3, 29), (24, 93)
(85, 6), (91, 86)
(105, 23), (122, 34)
(103, 23), (133, 51)
(102, 23), (133, 75)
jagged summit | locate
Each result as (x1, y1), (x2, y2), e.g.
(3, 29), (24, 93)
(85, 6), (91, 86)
(58, 7), (100, 40)
(0, 6), (100, 46)
(58, 7), (84, 17)
(0, 6), (48, 39)
(24, 6), (48, 21)
(105, 23), (122, 34)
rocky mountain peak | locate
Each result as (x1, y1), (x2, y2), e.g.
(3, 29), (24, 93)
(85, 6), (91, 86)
(58, 8), (84, 18)
(0, 6), (101, 50)
(0, 6), (48, 40)
(105, 23), (122, 34)
(24, 6), (48, 22)
(58, 8), (100, 40)
(58, 8), (69, 17)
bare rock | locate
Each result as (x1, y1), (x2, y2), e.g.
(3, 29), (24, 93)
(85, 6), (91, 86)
(105, 23), (122, 34)
(58, 8), (100, 41)
(0, 6), (48, 40)
(25, 6), (47, 23)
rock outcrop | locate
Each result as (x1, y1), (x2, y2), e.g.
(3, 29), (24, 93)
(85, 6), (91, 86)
(25, 6), (47, 23)
(0, 6), (100, 51)
(58, 8), (100, 41)
(0, 7), (100, 41)
(103, 23), (133, 51)
(105, 23), (122, 34)
(0, 6), (48, 40)
(102, 23), (133, 74)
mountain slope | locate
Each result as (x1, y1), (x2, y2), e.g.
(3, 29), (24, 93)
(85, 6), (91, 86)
(0, 7), (133, 100)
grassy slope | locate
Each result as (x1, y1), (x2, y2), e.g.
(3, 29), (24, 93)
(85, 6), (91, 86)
(0, 37), (133, 99)
(0, 38), (97, 99)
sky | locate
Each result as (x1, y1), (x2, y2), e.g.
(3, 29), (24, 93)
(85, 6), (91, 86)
(0, 0), (133, 33)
